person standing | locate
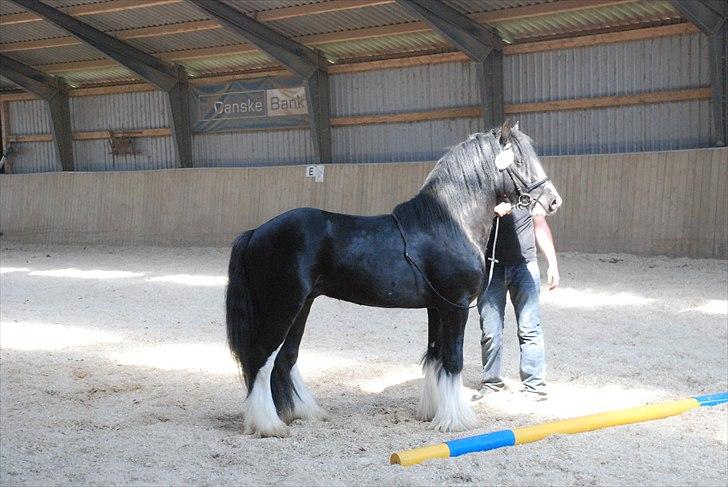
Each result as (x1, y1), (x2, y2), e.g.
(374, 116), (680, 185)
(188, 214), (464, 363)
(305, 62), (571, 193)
(474, 201), (559, 398)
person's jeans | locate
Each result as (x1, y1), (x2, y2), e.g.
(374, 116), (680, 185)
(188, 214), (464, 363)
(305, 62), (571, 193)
(477, 260), (545, 392)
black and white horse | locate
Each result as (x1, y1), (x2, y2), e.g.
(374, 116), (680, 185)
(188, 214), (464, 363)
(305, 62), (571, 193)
(226, 120), (562, 437)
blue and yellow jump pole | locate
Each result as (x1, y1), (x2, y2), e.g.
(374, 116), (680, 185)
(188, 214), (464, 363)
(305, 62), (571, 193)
(390, 392), (728, 466)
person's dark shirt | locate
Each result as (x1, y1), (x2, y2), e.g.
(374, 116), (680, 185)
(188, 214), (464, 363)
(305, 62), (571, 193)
(485, 207), (536, 266)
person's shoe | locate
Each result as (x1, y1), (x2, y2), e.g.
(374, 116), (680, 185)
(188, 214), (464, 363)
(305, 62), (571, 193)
(471, 382), (506, 401)
(520, 386), (548, 401)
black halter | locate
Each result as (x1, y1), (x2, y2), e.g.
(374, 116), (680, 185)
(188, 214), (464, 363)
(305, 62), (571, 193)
(503, 165), (550, 210)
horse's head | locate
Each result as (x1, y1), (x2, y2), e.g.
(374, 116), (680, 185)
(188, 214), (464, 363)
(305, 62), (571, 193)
(495, 120), (562, 215)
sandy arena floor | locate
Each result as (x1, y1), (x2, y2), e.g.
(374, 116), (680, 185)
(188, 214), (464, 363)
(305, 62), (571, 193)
(0, 244), (726, 486)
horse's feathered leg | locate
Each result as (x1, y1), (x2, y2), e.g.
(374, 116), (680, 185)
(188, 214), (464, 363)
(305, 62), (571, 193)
(244, 298), (310, 438)
(431, 307), (478, 432)
(234, 269), (315, 437)
(227, 231), (289, 437)
(274, 298), (328, 424)
(417, 308), (441, 421)
(244, 342), (289, 438)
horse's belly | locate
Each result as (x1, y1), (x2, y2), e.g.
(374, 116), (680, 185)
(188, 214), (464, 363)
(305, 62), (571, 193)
(320, 283), (426, 309)
(316, 261), (427, 308)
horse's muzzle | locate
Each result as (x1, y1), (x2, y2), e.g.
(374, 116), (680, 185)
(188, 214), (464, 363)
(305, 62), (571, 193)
(548, 194), (563, 213)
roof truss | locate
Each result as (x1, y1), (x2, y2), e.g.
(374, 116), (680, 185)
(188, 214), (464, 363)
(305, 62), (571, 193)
(396, 0), (504, 127)
(187, 0), (331, 164)
(10, 0), (193, 166)
(0, 53), (74, 170)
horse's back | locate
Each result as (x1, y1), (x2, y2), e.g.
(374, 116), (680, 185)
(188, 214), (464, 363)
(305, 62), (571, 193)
(242, 206), (387, 269)
(250, 207), (401, 257)
(238, 206), (483, 308)
(251, 206), (327, 244)
(240, 207), (412, 304)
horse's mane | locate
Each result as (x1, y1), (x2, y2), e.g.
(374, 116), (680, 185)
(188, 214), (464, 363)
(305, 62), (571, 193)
(507, 128), (541, 183)
(394, 128), (539, 229)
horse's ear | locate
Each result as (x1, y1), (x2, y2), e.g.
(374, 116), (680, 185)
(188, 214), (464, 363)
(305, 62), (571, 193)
(500, 119), (512, 145)
(513, 120), (519, 131)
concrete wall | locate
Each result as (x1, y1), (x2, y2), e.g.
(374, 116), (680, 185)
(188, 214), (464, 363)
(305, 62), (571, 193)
(543, 147), (727, 258)
(1, 147), (726, 258)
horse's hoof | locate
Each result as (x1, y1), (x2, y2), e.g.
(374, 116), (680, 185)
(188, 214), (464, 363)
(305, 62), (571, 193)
(432, 418), (477, 433)
(244, 414), (290, 438)
(308, 405), (330, 422)
(414, 410), (435, 422)
(431, 409), (479, 433)
(291, 403), (329, 422)
(248, 424), (290, 438)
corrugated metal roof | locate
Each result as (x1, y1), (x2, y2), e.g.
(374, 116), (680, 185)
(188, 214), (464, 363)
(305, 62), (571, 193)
(79, 2), (208, 31)
(0, 77), (19, 90)
(0, 0), (689, 89)
(44, 1), (110, 8)
(0, 19), (70, 43)
(181, 51), (276, 76)
(444, 0), (553, 16)
(125, 28), (244, 54)
(268, 3), (417, 38)
(5, 44), (103, 66)
(221, 1), (328, 15)
(0, 2), (27, 16)
(495, 0), (681, 42)
(60, 66), (138, 87)
(320, 31), (452, 63)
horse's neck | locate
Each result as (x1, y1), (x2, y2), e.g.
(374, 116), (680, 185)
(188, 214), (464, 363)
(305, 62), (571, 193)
(455, 199), (496, 252)
(398, 188), (497, 253)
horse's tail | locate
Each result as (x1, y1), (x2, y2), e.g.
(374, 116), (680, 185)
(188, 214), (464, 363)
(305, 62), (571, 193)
(226, 229), (256, 390)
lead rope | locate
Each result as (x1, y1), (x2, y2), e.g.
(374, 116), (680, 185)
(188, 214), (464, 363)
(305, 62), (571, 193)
(391, 213), (500, 310)
(486, 216), (500, 292)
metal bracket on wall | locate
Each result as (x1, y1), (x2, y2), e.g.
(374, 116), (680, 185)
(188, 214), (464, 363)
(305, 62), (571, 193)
(107, 131), (136, 156)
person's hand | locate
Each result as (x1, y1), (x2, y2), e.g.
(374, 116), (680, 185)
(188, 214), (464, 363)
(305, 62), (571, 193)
(546, 266), (560, 290)
(494, 202), (512, 217)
